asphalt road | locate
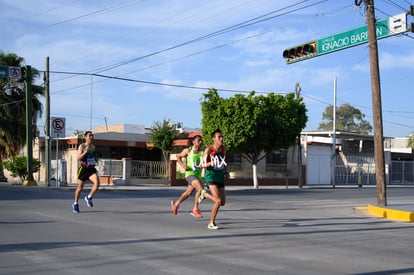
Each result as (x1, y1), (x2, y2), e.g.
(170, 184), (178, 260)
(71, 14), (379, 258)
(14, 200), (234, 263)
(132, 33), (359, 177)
(1, 184), (414, 275)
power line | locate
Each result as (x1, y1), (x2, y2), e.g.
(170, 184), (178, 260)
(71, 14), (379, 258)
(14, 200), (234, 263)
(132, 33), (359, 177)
(48, 1), (326, 84)
(50, 1), (342, 94)
(33, 0), (142, 29)
(91, 0), (329, 74)
(381, 0), (408, 11)
(29, 0), (82, 17)
(123, 4), (355, 76)
(3, 0), (143, 43)
(47, 70), (279, 95)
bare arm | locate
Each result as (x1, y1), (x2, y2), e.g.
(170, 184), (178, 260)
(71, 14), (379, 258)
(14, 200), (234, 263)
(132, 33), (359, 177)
(201, 147), (211, 168)
(176, 148), (190, 170)
(77, 144), (90, 161)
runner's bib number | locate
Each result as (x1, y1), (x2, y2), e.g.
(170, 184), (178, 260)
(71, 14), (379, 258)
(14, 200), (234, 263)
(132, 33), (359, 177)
(87, 158), (96, 166)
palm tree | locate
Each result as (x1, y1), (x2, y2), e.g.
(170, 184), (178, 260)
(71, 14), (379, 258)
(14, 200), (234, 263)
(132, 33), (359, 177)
(0, 52), (44, 182)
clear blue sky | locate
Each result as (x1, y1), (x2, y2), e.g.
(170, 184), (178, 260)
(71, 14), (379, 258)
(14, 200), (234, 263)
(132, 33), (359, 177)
(1, 0), (413, 137)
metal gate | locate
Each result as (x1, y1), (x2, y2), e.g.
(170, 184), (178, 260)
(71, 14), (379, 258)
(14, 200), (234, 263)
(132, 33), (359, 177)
(335, 158), (414, 185)
(390, 160), (414, 184)
(334, 154), (376, 185)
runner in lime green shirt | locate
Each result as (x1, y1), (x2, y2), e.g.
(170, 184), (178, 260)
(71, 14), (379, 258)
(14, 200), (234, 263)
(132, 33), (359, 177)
(171, 135), (217, 219)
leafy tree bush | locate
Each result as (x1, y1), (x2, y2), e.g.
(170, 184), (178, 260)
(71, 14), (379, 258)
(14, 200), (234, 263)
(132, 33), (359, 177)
(1, 156), (41, 182)
(201, 89), (308, 188)
(318, 103), (372, 134)
(151, 119), (179, 162)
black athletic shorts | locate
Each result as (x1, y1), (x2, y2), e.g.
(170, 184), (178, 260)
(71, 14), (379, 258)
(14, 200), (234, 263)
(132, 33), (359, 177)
(77, 166), (97, 181)
(207, 181), (225, 189)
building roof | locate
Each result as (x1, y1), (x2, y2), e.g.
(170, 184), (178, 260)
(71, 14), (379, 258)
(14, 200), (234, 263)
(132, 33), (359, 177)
(301, 130), (378, 140)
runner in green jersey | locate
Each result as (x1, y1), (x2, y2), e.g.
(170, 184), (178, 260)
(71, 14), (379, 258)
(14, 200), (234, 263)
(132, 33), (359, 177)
(171, 135), (217, 218)
(201, 129), (227, 230)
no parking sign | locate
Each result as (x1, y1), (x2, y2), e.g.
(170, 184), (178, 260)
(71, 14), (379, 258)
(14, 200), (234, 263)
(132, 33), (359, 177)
(51, 117), (66, 138)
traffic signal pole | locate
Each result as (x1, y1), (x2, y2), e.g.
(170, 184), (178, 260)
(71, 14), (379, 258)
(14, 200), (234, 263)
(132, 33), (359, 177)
(365, 0), (386, 206)
(281, 1), (414, 206)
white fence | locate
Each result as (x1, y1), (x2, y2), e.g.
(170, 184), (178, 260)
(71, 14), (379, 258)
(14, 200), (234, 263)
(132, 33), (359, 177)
(334, 155), (414, 185)
(334, 155), (376, 185)
(227, 163), (295, 179)
(95, 159), (294, 185)
(96, 159), (123, 178)
(130, 160), (168, 179)
(97, 159), (168, 179)
(95, 158), (414, 185)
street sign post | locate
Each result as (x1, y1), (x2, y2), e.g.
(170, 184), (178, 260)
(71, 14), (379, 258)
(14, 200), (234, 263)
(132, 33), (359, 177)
(51, 117), (66, 138)
(50, 117), (65, 138)
(51, 117), (65, 188)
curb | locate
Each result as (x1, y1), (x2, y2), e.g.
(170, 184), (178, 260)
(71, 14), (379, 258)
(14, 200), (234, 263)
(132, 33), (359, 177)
(356, 205), (414, 222)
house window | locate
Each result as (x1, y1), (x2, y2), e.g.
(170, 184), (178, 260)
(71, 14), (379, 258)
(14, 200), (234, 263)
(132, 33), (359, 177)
(266, 150), (287, 173)
(226, 152), (242, 163)
(266, 150), (287, 164)
(226, 152), (242, 170)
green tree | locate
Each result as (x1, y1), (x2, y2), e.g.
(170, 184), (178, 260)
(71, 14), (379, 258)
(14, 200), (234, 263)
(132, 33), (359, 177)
(151, 119), (179, 163)
(318, 103), (372, 134)
(0, 52), (44, 182)
(1, 156), (41, 182)
(201, 89), (307, 188)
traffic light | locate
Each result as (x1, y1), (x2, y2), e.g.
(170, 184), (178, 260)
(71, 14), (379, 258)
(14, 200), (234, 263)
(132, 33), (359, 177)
(282, 42), (317, 64)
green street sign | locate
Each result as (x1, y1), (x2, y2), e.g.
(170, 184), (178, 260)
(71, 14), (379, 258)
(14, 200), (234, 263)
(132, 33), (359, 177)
(317, 12), (407, 56)
(0, 65), (22, 79)
(283, 13), (408, 64)
(0, 66), (8, 78)
(317, 18), (389, 55)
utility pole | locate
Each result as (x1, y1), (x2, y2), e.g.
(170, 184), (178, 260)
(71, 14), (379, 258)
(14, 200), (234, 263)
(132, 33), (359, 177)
(45, 57), (51, 187)
(365, 0), (386, 206)
(23, 65), (36, 186)
(295, 83), (303, 188)
(331, 77), (337, 188)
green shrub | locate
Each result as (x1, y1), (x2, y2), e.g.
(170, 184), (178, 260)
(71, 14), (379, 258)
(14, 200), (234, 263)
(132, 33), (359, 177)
(1, 156), (41, 182)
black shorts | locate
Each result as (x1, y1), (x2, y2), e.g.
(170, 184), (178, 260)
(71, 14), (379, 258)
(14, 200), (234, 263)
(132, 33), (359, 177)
(77, 166), (97, 181)
(207, 181), (225, 189)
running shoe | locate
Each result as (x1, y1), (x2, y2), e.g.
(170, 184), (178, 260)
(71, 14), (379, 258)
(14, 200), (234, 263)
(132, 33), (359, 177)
(207, 223), (219, 230)
(171, 200), (179, 215)
(198, 189), (206, 204)
(191, 209), (203, 218)
(72, 203), (80, 213)
(84, 196), (93, 207)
